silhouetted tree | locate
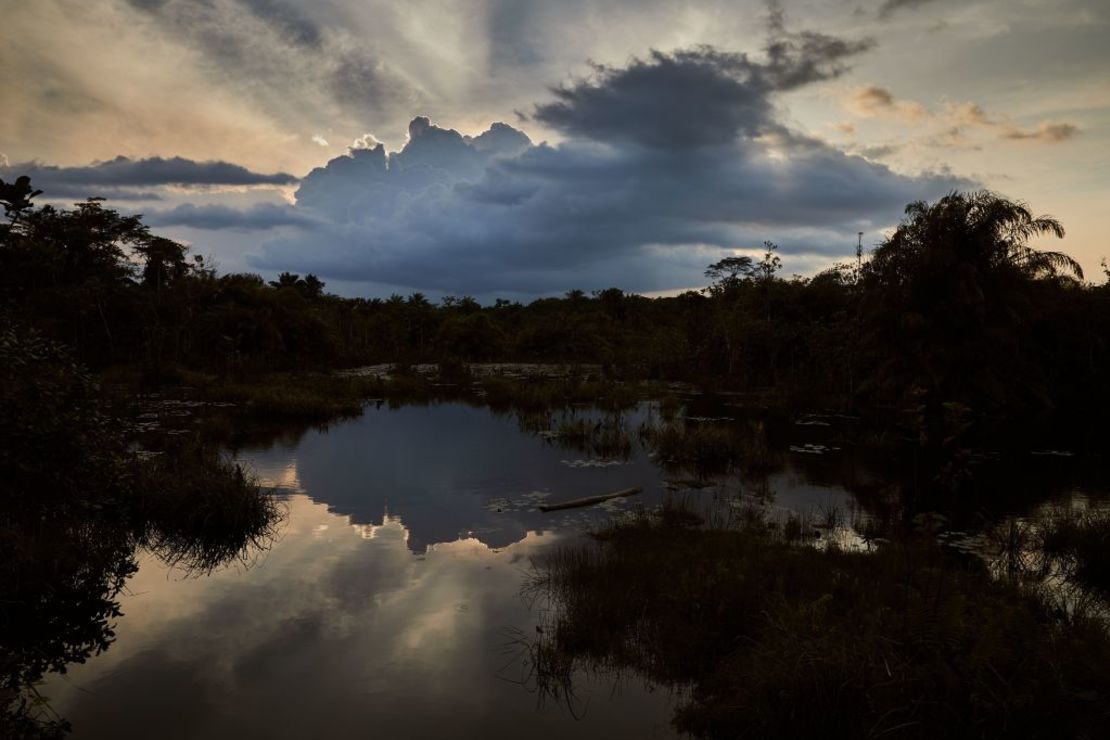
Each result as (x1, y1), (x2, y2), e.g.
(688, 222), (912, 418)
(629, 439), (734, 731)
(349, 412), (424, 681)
(0, 175), (42, 226)
(860, 190), (1083, 445)
(135, 236), (190, 289)
(705, 255), (756, 289)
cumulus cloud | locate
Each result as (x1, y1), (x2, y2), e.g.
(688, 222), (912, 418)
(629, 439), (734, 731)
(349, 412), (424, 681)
(3, 156), (297, 201)
(247, 41), (969, 295)
(350, 134), (383, 151)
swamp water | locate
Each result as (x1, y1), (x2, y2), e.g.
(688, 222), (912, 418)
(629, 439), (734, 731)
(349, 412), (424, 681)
(41, 401), (1107, 738)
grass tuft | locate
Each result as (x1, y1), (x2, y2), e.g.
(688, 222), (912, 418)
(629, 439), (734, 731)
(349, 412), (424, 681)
(135, 446), (284, 573)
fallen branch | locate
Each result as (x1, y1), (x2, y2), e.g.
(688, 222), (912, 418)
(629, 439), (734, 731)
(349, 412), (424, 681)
(538, 486), (643, 512)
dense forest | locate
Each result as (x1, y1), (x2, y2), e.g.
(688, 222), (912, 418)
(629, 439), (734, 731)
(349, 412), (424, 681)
(2, 176), (1108, 449)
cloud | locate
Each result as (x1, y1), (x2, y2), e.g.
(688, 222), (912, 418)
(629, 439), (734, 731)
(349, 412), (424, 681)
(229, 0), (324, 48)
(922, 126), (982, 151)
(311, 135), (329, 147)
(844, 91), (1081, 148)
(945, 102), (1081, 142)
(533, 50), (774, 149)
(121, 0), (415, 126)
(878, 0), (941, 21)
(845, 86), (930, 122)
(144, 202), (317, 230)
(945, 101), (991, 127)
(248, 43), (969, 296)
(3, 156), (297, 201)
(351, 134), (383, 151)
(532, 30), (871, 150)
(1001, 122), (1080, 142)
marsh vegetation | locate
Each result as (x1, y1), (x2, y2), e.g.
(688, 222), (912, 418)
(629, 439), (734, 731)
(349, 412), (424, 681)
(528, 503), (1110, 739)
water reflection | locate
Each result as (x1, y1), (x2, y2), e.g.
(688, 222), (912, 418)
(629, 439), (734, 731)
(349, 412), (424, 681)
(1, 443), (280, 737)
(47, 496), (679, 739)
(36, 401), (1108, 738)
(241, 404), (668, 552)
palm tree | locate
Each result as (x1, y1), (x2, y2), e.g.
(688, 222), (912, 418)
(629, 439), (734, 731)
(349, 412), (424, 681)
(867, 190), (1081, 286)
(860, 191), (1083, 443)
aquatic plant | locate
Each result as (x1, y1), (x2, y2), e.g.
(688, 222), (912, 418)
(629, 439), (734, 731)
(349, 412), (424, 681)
(639, 421), (744, 475)
(550, 415), (633, 460)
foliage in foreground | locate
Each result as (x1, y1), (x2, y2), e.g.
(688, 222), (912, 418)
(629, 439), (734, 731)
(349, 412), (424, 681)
(532, 508), (1110, 739)
(0, 323), (283, 737)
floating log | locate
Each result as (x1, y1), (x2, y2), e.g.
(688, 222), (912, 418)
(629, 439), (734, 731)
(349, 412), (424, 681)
(538, 486), (643, 512)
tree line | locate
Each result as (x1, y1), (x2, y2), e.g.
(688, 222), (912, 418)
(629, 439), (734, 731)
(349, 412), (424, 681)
(2, 177), (1108, 448)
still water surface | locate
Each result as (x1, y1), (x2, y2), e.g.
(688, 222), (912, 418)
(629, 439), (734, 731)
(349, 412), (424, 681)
(42, 402), (1101, 738)
(47, 404), (691, 738)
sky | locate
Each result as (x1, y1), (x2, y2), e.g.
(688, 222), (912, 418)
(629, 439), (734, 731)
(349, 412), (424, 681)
(2, 0), (1107, 299)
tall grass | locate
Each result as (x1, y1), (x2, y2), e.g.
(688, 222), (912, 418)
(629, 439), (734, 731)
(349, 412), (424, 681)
(551, 415), (633, 459)
(135, 446), (284, 573)
(639, 422), (746, 476)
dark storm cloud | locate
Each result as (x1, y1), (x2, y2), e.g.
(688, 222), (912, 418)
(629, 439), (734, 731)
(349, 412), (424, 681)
(145, 202), (316, 230)
(248, 43), (970, 295)
(3, 156), (296, 200)
(534, 51), (776, 149)
(533, 39), (872, 150)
